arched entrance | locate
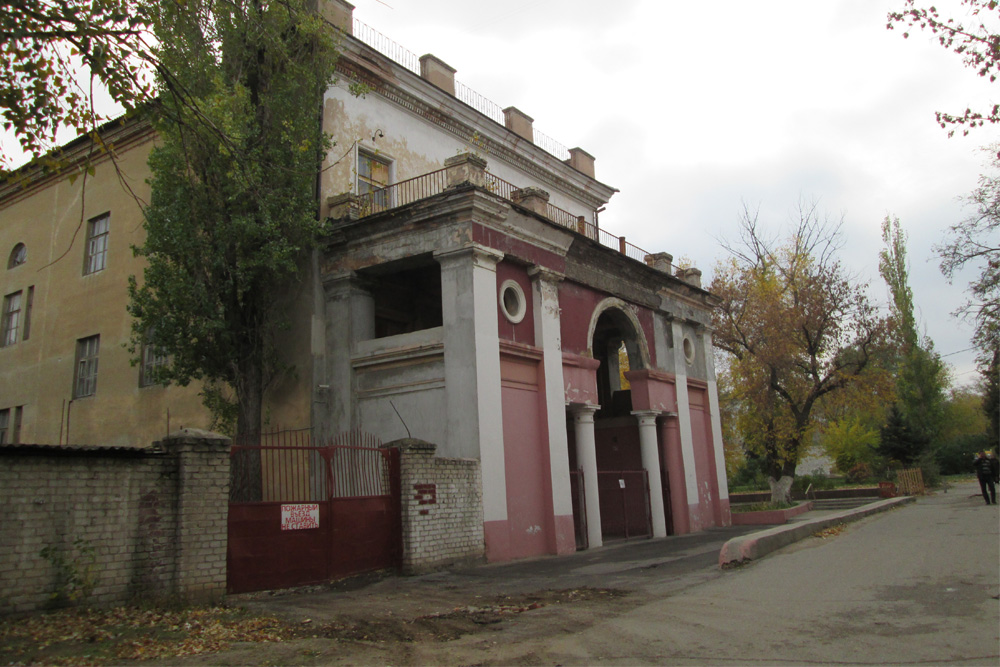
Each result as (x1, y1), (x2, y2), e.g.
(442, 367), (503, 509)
(567, 300), (661, 544)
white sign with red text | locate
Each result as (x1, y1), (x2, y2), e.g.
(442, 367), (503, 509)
(281, 503), (319, 530)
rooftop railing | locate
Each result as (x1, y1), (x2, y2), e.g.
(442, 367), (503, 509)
(352, 168), (650, 263)
(351, 18), (572, 162)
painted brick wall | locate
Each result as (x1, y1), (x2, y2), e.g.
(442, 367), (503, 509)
(391, 439), (484, 573)
(0, 429), (229, 615)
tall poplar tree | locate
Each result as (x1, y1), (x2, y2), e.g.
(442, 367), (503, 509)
(127, 0), (339, 439)
(878, 216), (948, 463)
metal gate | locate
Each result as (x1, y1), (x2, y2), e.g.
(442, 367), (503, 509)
(597, 470), (652, 541)
(227, 430), (401, 594)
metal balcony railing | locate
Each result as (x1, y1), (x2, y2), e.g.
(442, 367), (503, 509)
(353, 169), (651, 264)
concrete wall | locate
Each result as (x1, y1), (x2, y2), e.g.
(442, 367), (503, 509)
(0, 430), (229, 615)
(392, 439), (484, 573)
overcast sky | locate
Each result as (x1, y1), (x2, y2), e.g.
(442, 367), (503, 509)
(350, 0), (996, 385)
(3, 0), (995, 384)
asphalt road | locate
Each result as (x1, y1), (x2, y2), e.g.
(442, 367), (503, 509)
(482, 479), (1000, 665)
(204, 481), (998, 666)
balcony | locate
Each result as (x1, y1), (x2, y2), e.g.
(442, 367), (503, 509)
(328, 156), (653, 265)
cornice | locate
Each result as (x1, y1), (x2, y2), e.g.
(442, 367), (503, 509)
(0, 115), (155, 209)
(334, 38), (617, 211)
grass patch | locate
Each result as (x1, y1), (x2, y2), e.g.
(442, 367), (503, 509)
(730, 501), (795, 513)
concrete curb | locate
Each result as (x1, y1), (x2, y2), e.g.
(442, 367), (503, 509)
(719, 496), (916, 567)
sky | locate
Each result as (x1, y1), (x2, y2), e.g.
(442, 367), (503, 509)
(2, 0), (995, 384)
(345, 0), (997, 385)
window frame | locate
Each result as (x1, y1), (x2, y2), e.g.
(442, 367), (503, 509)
(7, 243), (26, 269)
(74, 335), (101, 398)
(0, 408), (8, 444)
(83, 214), (110, 275)
(139, 335), (168, 388)
(356, 148), (393, 211)
(1, 290), (22, 347)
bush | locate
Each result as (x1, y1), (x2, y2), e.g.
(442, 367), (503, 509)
(935, 433), (990, 475)
(846, 462), (872, 484)
(728, 457), (770, 492)
(917, 449), (941, 488)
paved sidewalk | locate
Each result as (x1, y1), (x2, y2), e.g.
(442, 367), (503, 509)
(239, 494), (907, 625)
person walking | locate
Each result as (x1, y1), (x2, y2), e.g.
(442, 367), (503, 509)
(974, 451), (997, 505)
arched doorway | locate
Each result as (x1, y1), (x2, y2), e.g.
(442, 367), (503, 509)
(569, 300), (657, 542)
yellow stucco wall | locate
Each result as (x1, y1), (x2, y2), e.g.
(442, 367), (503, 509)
(0, 129), (313, 447)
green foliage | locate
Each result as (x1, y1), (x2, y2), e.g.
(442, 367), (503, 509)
(727, 456), (770, 492)
(878, 404), (930, 465)
(937, 433), (992, 475)
(791, 473), (837, 494)
(127, 0), (340, 436)
(39, 538), (99, 605)
(879, 216), (949, 447)
(731, 501), (795, 513)
(820, 415), (883, 474)
(0, 0), (156, 169)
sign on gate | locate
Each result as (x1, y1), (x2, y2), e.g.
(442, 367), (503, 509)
(281, 503), (319, 530)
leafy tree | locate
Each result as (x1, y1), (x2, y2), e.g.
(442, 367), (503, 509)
(879, 216), (949, 451)
(127, 0), (340, 443)
(0, 0), (156, 169)
(711, 202), (889, 503)
(887, 1), (1000, 136)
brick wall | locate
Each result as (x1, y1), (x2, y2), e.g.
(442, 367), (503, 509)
(0, 429), (229, 615)
(390, 439), (484, 573)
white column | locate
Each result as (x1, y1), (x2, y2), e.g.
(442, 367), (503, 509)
(633, 410), (667, 537)
(529, 267), (572, 520)
(571, 404), (602, 549)
(671, 321), (700, 510)
(435, 245), (506, 523)
(702, 330), (729, 501)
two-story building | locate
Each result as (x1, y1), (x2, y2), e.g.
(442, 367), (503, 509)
(0, 0), (730, 565)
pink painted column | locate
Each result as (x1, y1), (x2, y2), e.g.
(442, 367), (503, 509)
(661, 415), (690, 535)
(570, 404), (602, 549)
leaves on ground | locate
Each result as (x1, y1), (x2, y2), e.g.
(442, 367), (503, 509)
(0, 605), (294, 665)
(813, 523), (848, 539)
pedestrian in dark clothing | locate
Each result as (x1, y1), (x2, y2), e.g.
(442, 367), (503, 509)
(974, 451), (997, 505)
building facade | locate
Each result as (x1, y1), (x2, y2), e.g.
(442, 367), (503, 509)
(0, 0), (730, 562)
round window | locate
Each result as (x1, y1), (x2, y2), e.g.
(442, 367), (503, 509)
(499, 280), (526, 324)
(682, 335), (696, 365)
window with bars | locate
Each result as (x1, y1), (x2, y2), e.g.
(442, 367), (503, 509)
(84, 214), (109, 275)
(357, 149), (391, 210)
(74, 335), (100, 398)
(2, 291), (21, 347)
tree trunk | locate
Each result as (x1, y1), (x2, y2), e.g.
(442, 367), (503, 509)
(768, 475), (794, 505)
(232, 343), (265, 502)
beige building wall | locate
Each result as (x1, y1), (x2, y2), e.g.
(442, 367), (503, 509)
(0, 124), (313, 447)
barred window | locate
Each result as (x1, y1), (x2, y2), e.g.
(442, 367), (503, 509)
(74, 335), (100, 398)
(84, 214), (109, 275)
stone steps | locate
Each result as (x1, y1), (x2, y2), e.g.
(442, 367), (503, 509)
(809, 497), (879, 511)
